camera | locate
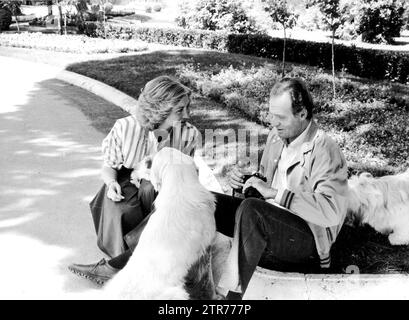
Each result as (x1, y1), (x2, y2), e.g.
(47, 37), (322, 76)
(232, 173), (267, 200)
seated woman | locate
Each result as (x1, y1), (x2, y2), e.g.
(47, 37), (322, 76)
(68, 75), (200, 284)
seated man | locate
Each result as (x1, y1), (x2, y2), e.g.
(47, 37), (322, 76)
(215, 77), (349, 298)
(70, 78), (348, 300)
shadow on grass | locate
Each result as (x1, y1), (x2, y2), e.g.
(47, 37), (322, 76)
(330, 225), (409, 274)
(66, 49), (271, 147)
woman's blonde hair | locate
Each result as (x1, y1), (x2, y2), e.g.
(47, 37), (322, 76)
(133, 75), (192, 130)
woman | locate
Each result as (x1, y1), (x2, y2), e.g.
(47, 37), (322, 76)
(88, 75), (200, 259)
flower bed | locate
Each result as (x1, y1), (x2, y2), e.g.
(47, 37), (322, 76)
(175, 60), (409, 176)
(0, 32), (148, 54)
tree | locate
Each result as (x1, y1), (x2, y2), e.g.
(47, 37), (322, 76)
(262, 0), (298, 77)
(176, 0), (259, 34)
(47, 0), (53, 16)
(306, 0), (341, 99)
(0, 1), (22, 32)
(357, 0), (407, 44)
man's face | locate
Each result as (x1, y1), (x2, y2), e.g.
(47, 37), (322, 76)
(268, 91), (306, 142)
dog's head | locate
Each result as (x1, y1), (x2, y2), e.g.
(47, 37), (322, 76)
(130, 156), (153, 187)
(150, 147), (198, 191)
(346, 172), (375, 225)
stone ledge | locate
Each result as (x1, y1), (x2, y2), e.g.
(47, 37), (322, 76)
(243, 266), (409, 300)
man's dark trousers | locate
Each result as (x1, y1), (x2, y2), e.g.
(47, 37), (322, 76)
(110, 192), (319, 295)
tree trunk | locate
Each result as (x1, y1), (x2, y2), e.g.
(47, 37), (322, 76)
(332, 29), (336, 100)
(57, 2), (63, 35)
(64, 12), (67, 35)
(47, 1), (53, 16)
(282, 25), (286, 78)
(103, 7), (107, 38)
(14, 14), (20, 32)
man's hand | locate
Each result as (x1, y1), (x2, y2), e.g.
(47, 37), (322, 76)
(243, 177), (277, 200)
(229, 167), (245, 190)
(107, 181), (125, 202)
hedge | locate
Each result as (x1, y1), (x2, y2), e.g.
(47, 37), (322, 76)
(85, 23), (409, 84)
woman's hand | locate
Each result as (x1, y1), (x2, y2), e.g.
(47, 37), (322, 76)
(243, 177), (277, 200)
(107, 181), (125, 202)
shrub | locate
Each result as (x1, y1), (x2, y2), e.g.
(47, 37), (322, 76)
(336, 0), (407, 43)
(176, 0), (260, 34)
(153, 4), (161, 12)
(357, 0), (407, 44)
(225, 33), (409, 84)
(145, 5), (152, 13)
(175, 62), (409, 172)
(0, 7), (12, 31)
(86, 22), (409, 84)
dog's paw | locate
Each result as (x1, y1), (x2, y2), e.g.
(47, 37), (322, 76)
(388, 231), (409, 246)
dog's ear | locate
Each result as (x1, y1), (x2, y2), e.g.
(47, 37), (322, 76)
(145, 157), (153, 169)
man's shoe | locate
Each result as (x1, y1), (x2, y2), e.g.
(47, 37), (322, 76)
(68, 258), (119, 285)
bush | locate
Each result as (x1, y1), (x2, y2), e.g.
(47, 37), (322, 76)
(358, 0), (406, 44)
(87, 22), (409, 84)
(90, 23), (229, 50)
(175, 62), (409, 172)
(0, 7), (12, 31)
(145, 5), (152, 13)
(176, 0), (260, 34)
(153, 4), (161, 12)
(225, 33), (409, 84)
(336, 0), (407, 43)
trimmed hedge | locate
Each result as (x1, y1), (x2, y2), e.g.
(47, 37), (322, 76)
(86, 23), (409, 84)
(226, 34), (409, 84)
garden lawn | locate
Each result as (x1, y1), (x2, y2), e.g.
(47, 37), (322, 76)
(66, 48), (409, 274)
(67, 49), (409, 177)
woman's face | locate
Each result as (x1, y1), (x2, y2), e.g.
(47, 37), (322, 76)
(158, 95), (191, 132)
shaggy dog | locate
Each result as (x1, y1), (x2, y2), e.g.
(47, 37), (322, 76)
(102, 147), (217, 299)
(347, 169), (409, 245)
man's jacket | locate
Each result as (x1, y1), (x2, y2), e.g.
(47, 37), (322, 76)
(259, 120), (349, 268)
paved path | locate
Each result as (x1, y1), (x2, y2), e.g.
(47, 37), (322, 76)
(0, 56), (114, 299)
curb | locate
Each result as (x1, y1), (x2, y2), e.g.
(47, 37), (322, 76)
(56, 70), (137, 114)
(243, 266), (409, 299)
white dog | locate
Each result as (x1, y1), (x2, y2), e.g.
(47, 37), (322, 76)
(347, 169), (409, 245)
(102, 147), (217, 299)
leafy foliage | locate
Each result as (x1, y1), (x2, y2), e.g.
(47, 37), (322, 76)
(83, 22), (409, 84)
(175, 61), (409, 175)
(336, 0), (407, 43)
(357, 0), (407, 44)
(306, 0), (341, 31)
(176, 0), (260, 34)
(262, 0), (298, 29)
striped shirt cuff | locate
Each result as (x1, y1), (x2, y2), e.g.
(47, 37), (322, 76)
(320, 256), (331, 269)
(278, 189), (295, 210)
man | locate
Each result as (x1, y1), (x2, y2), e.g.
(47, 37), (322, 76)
(70, 78), (348, 300)
(215, 77), (348, 298)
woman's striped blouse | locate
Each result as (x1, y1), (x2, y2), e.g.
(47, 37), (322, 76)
(102, 116), (200, 170)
